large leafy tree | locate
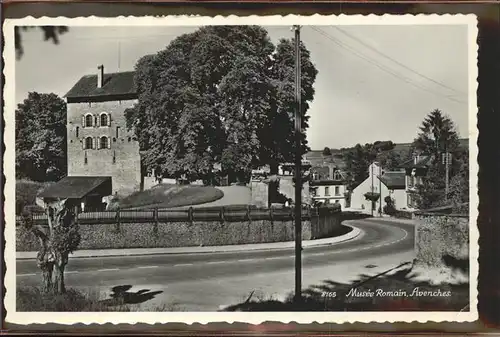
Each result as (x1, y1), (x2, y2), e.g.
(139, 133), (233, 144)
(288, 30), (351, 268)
(16, 92), (67, 182)
(126, 26), (318, 183)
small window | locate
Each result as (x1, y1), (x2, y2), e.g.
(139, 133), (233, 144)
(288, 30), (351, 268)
(112, 150), (116, 164)
(128, 137), (131, 142)
(100, 136), (109, 149)
(85, 114), (93, 127)
(84, 151), (88, 164)
(325, 186), (330, 196)
(113, 137), (116, 142)
(100, 113), (109, 127)
(85, 137), (93, 149)
(76, 126), (79, 138)
(335, 186), (340, 196)
(116, 126), (120, 138)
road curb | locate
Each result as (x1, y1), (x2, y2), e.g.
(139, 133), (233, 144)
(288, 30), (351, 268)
(16, 225), (363, 260)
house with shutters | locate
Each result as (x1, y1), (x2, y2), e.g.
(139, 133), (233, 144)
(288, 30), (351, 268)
(309, 165), (348, 208)
(64, 65), (141, 196)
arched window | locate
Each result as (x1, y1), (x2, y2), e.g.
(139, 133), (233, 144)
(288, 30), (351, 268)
(100, 113), (109, 127)
(99, 136), (109, 149)
(85, 137), (93, 149)
(84, 114), (93, 127)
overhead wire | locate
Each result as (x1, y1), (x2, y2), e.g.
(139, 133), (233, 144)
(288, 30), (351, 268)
(310, 26), (467, 106)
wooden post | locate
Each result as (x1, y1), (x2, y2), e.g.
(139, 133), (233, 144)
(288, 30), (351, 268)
(153, 208), (158, 236)
(188, 207), (194, 223)
(269, 207), (274, 222)
(246, 205), (251, 222)
(220, 206), (225, 222)
(115, 208), (121, 232)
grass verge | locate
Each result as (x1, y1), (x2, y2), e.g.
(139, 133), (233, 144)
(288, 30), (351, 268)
(116, 184), (224, 210)
(17, 287), (183, 312)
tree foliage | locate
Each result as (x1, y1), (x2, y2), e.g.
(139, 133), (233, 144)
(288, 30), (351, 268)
(126, 26), (318, 182)
(16, 92), (67, 182)
(411, 110), (467, 211)
(342, 141), (401, 190)
(413, 109), (460, 156)
(15, 26), (69, 59)
(447, 149), (469, 212)
(322, 147), (332, 156)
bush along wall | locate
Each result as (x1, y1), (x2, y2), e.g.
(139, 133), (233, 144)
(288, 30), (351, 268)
(17, 217), (339, 251)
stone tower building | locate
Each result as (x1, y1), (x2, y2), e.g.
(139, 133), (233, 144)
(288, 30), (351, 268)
(64, 65), (141, 195)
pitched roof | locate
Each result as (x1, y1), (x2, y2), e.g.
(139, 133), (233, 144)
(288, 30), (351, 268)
(379, 171), (406, 190)
(65, 71), (136, 103)
(310, 180), (345, 186)
(38, 176), (112, 199)
(401, 155), (434, 169)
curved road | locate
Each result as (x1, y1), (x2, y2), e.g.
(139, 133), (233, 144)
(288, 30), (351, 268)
(16, 218), (416, 311)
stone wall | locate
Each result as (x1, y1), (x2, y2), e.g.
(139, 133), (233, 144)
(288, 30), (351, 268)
(67, 99), (141, 195)
(413, 212), (469, 269)
(17, 212), (344, 251)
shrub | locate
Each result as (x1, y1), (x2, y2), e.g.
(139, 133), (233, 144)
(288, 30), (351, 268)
(383, 196), (396, 215)
(16, 180), (51, 214)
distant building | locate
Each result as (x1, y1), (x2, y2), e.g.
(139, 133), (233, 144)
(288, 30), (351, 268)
(309, 165), (348, 208)
(400, 154), (434, 209)
(349, 162), (407, 213)
(38, 176), (112, 212)
(64, 65), (141, 196)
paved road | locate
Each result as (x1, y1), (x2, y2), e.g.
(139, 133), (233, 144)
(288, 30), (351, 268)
(16, 218), (416, 311)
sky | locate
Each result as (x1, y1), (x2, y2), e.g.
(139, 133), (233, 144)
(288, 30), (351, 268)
(15, 24), (470, 150)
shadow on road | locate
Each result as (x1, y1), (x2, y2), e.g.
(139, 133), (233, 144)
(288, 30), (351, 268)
(223, 261), (469, 312)
(99, 285), (163, 307)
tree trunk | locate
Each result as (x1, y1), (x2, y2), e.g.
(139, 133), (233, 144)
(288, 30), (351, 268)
(53, 252), (68, 294)
(37, 249), (55, 293)
(41, 264), (54, 293)
(53, 264), (66, 294)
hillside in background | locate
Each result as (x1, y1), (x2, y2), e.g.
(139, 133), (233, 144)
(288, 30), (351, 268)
(306, 138), (469, 168)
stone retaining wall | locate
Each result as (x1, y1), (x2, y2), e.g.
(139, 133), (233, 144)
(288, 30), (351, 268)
(413, 212), (469, 269)
(17, 212), (347, 251)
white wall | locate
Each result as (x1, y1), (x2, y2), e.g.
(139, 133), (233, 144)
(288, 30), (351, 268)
(312, 184), (347, 206)
(391, 189), (408, 210)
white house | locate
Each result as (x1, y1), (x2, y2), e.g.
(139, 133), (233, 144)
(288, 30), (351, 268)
(309, 165), (348, 208)
(349, 162), (407, 214)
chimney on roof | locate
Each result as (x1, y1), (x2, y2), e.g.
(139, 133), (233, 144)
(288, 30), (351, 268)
(327, 165), (332, 180)
(97, 65), (104, 88)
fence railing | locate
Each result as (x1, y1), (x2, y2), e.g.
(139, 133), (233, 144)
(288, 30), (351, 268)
(16, 206), (338, 225)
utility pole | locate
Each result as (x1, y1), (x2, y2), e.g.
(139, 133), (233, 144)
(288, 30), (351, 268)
(378, 167), (382, 216)
(118, 41), (121, 72)
(370, 165), (374, 217)
(293, 25), (302, 304)
(443, 151), (451, 202)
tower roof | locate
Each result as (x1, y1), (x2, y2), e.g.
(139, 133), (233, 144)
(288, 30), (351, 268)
(65, 71), (136, 103)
